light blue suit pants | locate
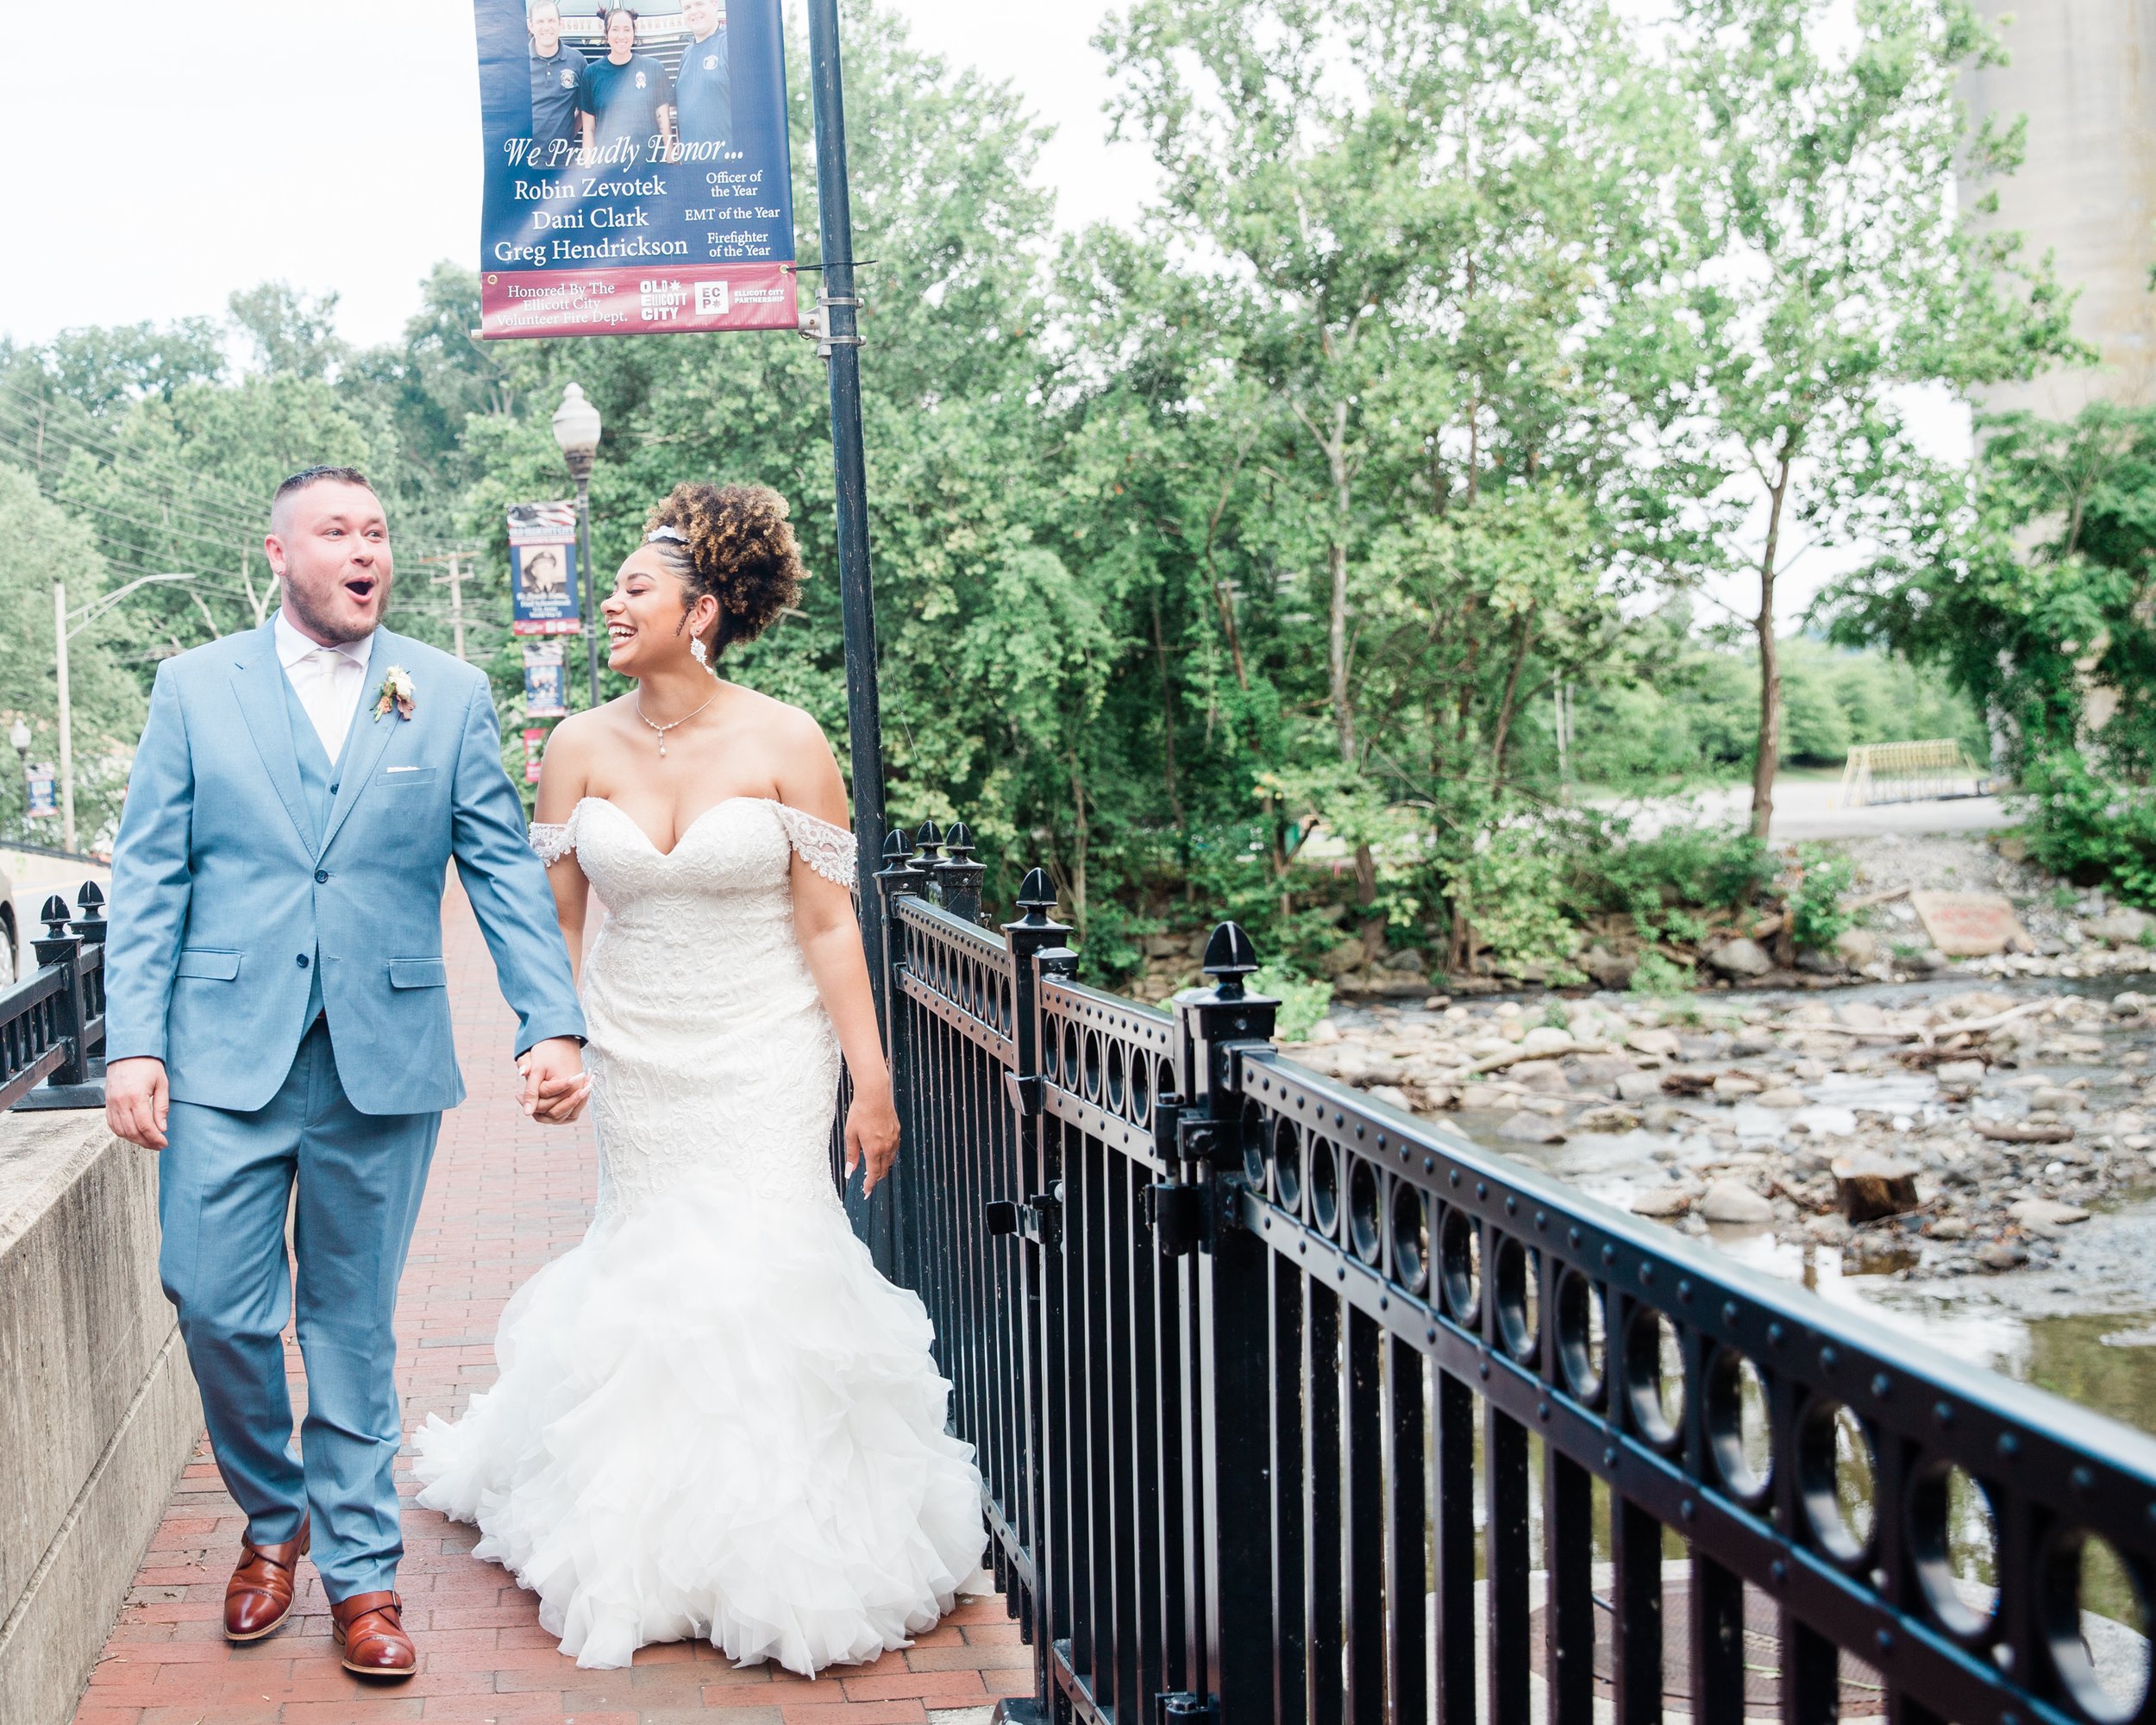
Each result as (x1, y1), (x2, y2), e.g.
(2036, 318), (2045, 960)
(158, 1017), (439, 1600)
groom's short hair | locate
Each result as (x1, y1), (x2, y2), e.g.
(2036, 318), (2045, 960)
(272, 466), (377, 528)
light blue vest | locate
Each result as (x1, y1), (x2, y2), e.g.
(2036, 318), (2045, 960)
(280, 668), (355, 1026)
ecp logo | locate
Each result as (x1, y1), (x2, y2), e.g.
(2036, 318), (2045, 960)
(694, 280), (730, 317)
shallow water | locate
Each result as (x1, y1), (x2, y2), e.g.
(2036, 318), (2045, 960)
(1395, 970), (2156, 1437)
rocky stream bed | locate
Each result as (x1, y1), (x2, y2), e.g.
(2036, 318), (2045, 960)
(1288, 970), (2156, 1432)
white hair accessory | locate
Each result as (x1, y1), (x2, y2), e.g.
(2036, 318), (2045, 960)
(646, 525), (688, 544)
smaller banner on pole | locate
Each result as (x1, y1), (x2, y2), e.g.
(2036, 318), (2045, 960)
(25, 763), (57, 819)
(508, 501), (583, 637)
(523, 727), (548, 786)
(523, 641), (568, 718)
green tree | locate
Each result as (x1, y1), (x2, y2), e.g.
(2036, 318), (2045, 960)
(1828, 402), (2156, 768)
(1091, 0), (1700, 965)
(0, 467), (143, 844)
(1658, 0), (2080, 835)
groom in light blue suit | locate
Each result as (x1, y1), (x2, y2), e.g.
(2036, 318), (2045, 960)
(104, 467), (589, 1678)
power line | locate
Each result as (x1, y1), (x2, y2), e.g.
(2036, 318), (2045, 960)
(0, 466), (265, 565)
(0, 395), (274, 532)
(0, 415), (285, 555)
(0, 377), (279, 513)
(0, 383), (462, 561)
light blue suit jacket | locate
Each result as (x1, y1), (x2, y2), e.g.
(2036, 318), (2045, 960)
(105, 623), (586, 1116)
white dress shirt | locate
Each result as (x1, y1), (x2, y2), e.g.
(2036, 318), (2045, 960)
(275, 610), (375, 765)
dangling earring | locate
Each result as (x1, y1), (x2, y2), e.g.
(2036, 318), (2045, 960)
(690, 636), (712, 673)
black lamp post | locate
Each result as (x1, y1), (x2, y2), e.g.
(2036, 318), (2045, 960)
(551, 383), (605, 709)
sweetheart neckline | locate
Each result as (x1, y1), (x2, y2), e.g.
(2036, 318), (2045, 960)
(582, 794), (785, 862)
(573, 794), (821, 862)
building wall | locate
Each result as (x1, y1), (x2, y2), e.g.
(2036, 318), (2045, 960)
(1962, 0), (2156, 414)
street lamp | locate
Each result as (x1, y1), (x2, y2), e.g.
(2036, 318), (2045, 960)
(552, 383), (604, 709)
(47, 572), (206, 857)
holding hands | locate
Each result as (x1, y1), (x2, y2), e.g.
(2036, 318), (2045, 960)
(518, 1036), (592, 1124)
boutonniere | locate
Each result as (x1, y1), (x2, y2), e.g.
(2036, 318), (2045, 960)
(373, 665), (417, 723)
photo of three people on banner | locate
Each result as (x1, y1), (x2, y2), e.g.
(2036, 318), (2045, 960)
(526, 0), (732, 160)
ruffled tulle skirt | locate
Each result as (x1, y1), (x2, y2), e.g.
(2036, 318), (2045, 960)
(411, 1180), (986, 1673)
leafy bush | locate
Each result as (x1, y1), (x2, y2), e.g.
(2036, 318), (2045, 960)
(1787, 844), (1858, 950)
(1255, 966), (1335, 1044)
(1628, 950), (1695, 997)
(2015, 751), (2156, 906)
(1440, 825), (1577, 970)
(1566, 819), (1776, 940)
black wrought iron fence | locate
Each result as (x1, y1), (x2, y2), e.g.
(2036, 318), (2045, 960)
(871, 825), (2156, 1725)
(0, 881), (108, 1113)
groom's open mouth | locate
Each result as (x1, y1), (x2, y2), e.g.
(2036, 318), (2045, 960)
(343, 575), (380, 605)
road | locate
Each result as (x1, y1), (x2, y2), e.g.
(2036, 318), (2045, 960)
(1615, 775), (2014, 843)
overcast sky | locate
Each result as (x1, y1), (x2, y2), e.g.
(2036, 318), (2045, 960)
(0, 0), (1136, 351)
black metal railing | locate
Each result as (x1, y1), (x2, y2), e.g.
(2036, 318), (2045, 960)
(0, 881), (109, 1113)
(869, 824), (2156, 1725)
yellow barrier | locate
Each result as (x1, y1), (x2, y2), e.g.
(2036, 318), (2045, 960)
(1837, 739), (1995, 807)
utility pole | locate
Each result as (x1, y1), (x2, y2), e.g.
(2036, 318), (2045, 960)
(805, 0), (888, 1006)
(429, 550), (470, 661)
(53, 581), (75, 854)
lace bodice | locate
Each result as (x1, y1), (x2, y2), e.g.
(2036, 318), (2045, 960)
(530, 795), (856, 886)
(537, 796), (854, 1214)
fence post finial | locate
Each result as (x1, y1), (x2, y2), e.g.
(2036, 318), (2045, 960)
(74, 880), (107, 944)
(877, 828), (931, 906)
(1013, 867), (1057, 927)
(1201, 921), (1258, 1000)
(935, 821), (987, 925)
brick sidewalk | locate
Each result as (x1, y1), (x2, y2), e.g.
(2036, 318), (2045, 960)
(73, 883), (1022, 1725)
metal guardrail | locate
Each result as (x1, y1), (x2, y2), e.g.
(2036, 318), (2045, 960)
(0, 881), (109, 1113)
(1838, 741), (1996, 808)
(870, 825), (2156, 1725)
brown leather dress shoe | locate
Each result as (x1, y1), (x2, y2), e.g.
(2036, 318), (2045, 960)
(331, 1590), (417, 1677)
(223, 1521), (309, 1641)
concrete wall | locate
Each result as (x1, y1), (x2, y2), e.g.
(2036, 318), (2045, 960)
(1963, 0), (2156, 414)
(0, 1111), (201, 1725)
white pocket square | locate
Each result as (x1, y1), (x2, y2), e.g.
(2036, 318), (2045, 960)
(386, 765), (423, 774)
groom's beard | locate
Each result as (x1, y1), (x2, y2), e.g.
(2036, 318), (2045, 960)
(284, 570), (392, 646)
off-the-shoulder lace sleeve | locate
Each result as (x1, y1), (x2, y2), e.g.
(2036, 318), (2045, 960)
(768, 801), (856, 888)
(529, 808), (578, 866)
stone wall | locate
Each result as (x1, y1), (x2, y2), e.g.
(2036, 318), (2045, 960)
(0, 1110), (201, 1725)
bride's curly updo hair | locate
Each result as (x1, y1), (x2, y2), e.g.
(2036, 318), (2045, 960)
(642, 482), (805, 657)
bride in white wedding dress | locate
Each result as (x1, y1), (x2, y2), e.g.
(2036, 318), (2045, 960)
(412, 482), (984, 1674)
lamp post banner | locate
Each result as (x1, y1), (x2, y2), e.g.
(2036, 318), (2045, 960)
(473, 0), (798, 340)
(523, 641), (568, 718)
(508, 500), (585, 637)
(26, 763), (57, 819)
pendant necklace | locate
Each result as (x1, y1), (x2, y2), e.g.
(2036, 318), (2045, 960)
(634, 690), (715, 756)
